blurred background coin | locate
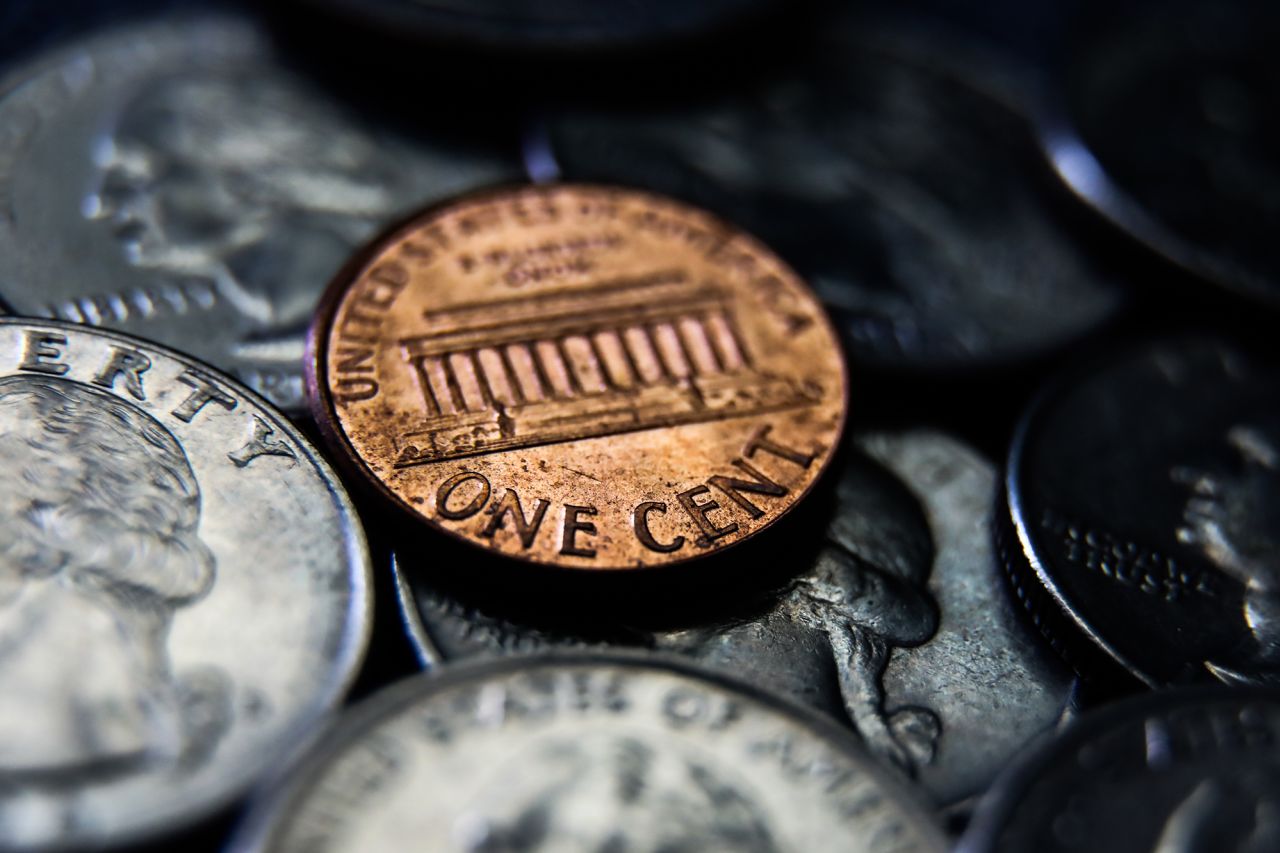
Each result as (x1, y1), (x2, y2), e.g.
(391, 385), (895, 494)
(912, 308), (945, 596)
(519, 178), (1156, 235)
(1040, 0), (1280, 307)
(0, 9), (520, 412)
(309, 183), (847, 570)
(1005, 337), (1280, 687)
(0, 318), (371, 849)
(394, 431), (1076, 807)
(232, 654), (947, 852)
(541, 11), (1124, 371)
(960, 687), (1280, 853)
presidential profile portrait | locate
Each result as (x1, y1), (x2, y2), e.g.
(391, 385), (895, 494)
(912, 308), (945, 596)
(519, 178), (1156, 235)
(0, 375), (229, 788)
(85, 71), (406, 354)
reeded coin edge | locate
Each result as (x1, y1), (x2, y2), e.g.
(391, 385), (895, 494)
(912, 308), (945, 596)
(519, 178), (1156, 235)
(995, 486), (1110, 682)
(227, 650), (947, 853)
(1003, 344), (1172, 688)
(0, 317), (374, 848)
(305, 182), (850, 572)
(956, 685), (1280, 853)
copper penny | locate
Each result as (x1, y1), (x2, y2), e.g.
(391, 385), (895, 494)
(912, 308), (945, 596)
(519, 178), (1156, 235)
(309, 185), (847, 570)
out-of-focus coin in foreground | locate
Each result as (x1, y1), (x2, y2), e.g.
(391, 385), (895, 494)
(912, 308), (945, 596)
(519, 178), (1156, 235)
(0, 12), (518, 411)
(960, 688), (1280, 853)
(1005, 337), (1280, 686)
(233, 654), (947, 852)
(1041, 0), (1280, 307)
(0, 319), (371, 849)
(395, 431), (1075, 806)
(309, 184), (847, 570)
(545, 17), (1123, 371)
(296, 0), (777, 51)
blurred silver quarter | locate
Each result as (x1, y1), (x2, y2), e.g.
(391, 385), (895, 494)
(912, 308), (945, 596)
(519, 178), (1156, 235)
(232, 654), (946, 852)
(0, 12), (517, 410)
(0, 318), (371, 849)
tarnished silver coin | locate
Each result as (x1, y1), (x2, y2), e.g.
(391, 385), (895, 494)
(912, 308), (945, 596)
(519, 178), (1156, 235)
(542, 14), (1124, 370)
(0, 11), (518, 411)
(232, 654), (946, 852)
(0, 319), (371, 849)
(394, 431), (1074, 806)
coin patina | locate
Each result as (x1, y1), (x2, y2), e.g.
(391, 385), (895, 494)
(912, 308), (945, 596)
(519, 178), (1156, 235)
(309, 184), (847, 570)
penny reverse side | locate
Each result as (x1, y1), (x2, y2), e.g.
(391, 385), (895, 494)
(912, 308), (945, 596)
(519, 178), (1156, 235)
(0, 319), (371, 849)
(233, 654), (946, 852)
(310, 184), (847, 569)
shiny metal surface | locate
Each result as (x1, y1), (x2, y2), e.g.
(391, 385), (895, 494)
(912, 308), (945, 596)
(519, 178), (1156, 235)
(308, 184), (847, 570)
(0, 318), (371, 849)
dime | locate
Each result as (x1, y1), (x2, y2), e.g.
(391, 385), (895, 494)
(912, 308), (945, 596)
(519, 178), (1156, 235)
(296, 0), (777, 51)
(0, 12), (518, 411)
(1005, 337), (1280, 686)
(959, 688), (1280, 853)
(232, 654), (947, 852)
(542, 15), (1123, 370)
(0, 319), (371, 849)
(1040, 0), (1280, 306)
(394, 431), (1075, 805)
(309, 184), (847, 570)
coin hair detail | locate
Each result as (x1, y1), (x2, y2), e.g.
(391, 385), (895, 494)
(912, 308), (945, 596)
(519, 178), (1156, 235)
(0, 374), (213, 600)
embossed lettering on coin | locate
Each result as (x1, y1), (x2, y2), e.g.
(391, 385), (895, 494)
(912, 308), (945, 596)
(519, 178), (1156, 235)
(395, 431), (1075, 804)
(310, 185), (847, 569)
(1005, 337), (1280, 686)
(232, 655), (946, 852)
(0, 319), (370, 849)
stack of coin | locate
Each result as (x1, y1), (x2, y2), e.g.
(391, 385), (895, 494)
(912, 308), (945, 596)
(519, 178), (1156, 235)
(0, 1), (1277, 850)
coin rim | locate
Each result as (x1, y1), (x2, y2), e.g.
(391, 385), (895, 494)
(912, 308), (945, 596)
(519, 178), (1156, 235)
(0, 316), (374, 849)
(228, 649), (947, 853)
(1031, 8), (1280, 308)
(305, 181), (850, 572)
(957, 684), (1280, 853)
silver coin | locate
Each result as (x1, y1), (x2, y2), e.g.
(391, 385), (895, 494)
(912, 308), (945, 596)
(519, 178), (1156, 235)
(394, 431), (1074, 806)
(541, 18), (1124, 370)
(232, 654), (946, 852)
(0, 318), (371, 849)
(0, 12), (518, 411)
(959, 687), (1280, 853)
